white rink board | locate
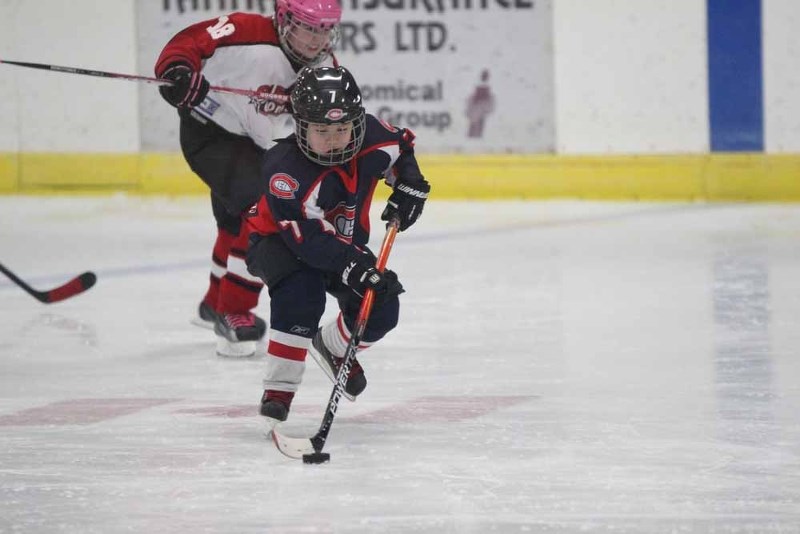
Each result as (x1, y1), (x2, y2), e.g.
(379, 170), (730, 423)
(135, 0), (554, 153)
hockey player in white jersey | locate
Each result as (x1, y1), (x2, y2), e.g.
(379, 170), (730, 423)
(154, 0), (341, 357)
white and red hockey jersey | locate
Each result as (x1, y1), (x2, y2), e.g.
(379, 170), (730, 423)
(155, 12), (336, 150)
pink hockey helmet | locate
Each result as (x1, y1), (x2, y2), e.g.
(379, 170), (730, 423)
(274, 0), (342, 66)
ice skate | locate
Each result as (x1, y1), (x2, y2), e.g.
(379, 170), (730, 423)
(214, 312), (266, 358)
(190, 301), (219, 330)
(260, 389), (294, 422)
(307, 330), (366, 401)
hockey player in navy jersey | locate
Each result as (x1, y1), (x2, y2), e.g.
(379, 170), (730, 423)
(154, 0), (342, 357)
(244, 66), (431, 421)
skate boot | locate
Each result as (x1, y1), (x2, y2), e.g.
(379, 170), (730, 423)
(190, 301), (219, 330)
(214, 312), (267, 358)
(307, 330), (366, 401)
(260, 390), (294, 422)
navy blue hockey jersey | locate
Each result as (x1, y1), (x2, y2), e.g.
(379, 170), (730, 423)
(245, 114), (429, 275)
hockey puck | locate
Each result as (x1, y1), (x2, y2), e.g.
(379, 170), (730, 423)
(302, 452), (330, 464)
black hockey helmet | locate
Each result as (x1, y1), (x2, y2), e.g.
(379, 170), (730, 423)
(291, 66), (366, 166)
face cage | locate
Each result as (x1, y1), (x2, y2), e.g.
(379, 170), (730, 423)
(295, 114), (366, 167)
(278, 17), (340, 67)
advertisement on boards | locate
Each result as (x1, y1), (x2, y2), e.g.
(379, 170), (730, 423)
(136, 0), (554, 153)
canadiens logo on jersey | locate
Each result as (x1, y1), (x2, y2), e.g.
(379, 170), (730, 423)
(252, 85), (290, 116)
(269, 173), (299, 199)
(326, 202), (356, 240)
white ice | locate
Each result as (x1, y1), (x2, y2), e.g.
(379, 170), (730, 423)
(1, 196), (799, 533)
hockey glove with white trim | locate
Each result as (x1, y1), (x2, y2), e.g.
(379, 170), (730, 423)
(158, 63), (209, 109)
(381, 180), (430, 231)
(341, 256), (404, 303)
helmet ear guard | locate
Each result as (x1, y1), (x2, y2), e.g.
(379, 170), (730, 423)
(291, 66), (366, 166)
(274, 0), (342, 66)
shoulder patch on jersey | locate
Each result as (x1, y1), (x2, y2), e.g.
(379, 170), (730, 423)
(197, 97), (220, 116)
(269, 173), (300, 199)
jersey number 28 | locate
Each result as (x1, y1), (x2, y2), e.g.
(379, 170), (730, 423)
(207, 16), (235, 40)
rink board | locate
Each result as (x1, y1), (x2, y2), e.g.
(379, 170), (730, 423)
(0, 153), (799, 201)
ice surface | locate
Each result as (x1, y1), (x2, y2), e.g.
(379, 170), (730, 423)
(1, 196), (799, 533)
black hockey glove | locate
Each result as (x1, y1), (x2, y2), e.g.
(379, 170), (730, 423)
(381, 180), (431, 231)
(158, 63), (210, 109)
(341, 257), (404, 303)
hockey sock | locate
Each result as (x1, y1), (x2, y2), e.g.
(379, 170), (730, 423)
(202, 227), (237, 309)
(216, 226), (264, 314)
(320, 314), (373, 359)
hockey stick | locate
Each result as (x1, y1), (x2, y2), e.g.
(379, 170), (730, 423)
(0, 262), (96, 303)
(270, 218), (401, 464)
(0, 58), (289, 103)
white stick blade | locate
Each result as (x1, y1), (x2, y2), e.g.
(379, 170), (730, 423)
(270, 426), (316, 459)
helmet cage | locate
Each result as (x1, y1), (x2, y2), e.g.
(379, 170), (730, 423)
(291, 65), (365, 166)
(295, 112), (366, 166)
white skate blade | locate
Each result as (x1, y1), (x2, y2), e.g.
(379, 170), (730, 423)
(215, 338), (256, 358)
(260, 417), (278, 438)
(190, 316), (215, 330)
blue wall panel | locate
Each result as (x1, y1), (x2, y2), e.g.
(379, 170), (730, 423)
(707, 0), (764, 152)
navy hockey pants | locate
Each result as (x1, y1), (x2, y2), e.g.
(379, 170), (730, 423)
(268, 268), (400, 344)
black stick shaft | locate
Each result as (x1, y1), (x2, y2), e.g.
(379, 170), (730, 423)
(0, 58), (287, 102)
(0, 262), (44, 301)
(310, 219), (401, 452)
(0, 58), (168, 84)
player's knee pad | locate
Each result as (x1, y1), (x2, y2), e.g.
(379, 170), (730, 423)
(361, 295), (400, 343)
